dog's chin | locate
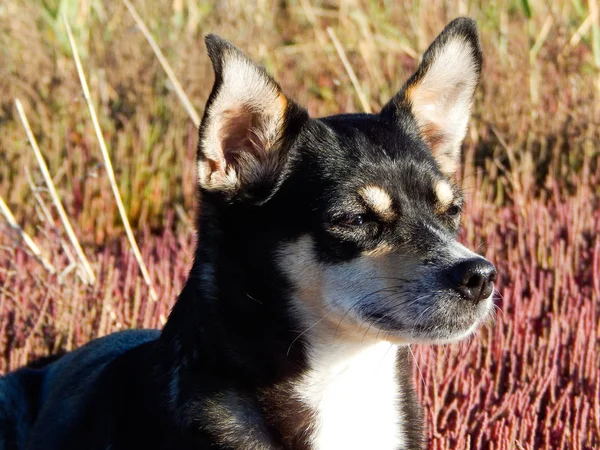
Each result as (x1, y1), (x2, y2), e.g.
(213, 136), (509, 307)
(362, 295), (494, 346)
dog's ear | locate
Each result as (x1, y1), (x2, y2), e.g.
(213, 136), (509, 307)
(198, 35), (304, 201)
(382, 18), (482, 176)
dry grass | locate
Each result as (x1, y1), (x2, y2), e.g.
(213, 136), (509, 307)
(0, 0), (599, 449)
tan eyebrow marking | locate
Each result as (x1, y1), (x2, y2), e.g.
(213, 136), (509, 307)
(359, 185), (394, 219)
(435, 180), (454, 210)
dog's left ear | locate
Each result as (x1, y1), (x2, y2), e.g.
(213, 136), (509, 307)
(382, 18), (482, 176)
(198, 35), (305, 202)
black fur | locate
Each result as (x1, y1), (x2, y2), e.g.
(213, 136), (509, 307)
(0, 17), (491, 450)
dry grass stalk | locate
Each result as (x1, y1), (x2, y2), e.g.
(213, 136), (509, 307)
(62, 15), (158, 302)
(0, 194), (56, 275)
(530, 16), (554, 61)
(123, 0), (201, 127)
(24, 167), (85, 283)
(14, 99), (93, 282)
(299, 0), (334, 60)
(326, 26), (372, 113)
(569, 11), (596, 47)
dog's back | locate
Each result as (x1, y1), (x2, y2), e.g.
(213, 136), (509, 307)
(0, 366), (44, 450)
(0, 330), (159, 450)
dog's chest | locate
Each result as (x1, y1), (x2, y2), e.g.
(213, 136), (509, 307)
(295, 341), (404, 450)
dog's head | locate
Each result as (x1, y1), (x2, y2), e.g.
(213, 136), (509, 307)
(197, 18), (495, 345)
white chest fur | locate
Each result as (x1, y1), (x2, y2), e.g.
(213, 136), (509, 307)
(295, 340), (405, 450)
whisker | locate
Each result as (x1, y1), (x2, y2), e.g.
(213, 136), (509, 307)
(492, 303), (505, 319)
(287, 313), (329, 356)
(376, 341), (396, 370)
(409, 345), (426, 388)
(364, 276), (412, 282)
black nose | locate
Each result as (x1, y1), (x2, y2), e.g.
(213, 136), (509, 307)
(448, 259), (496, 303)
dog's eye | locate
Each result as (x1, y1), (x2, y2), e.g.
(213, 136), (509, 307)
(336, 213), (367, 227)
(446, 205), (461, 216)
(345, 214), (366, 226)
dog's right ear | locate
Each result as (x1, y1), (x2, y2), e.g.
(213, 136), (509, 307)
(198, 35), (305, 202)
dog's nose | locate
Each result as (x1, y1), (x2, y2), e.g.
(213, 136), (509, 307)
(448, 259), (496, 303)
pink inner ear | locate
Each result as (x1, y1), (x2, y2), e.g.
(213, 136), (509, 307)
(420, 121), (447, 151)
(219, 106), (267, 165)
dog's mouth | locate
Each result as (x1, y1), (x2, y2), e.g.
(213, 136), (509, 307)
(356, 290), (495, 344)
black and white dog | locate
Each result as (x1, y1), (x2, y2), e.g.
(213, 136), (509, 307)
(0, 17), (495, 450)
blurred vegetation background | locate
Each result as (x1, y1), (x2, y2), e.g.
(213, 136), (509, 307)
(1, 0), (598, 243)
(1, 2), (599, 448)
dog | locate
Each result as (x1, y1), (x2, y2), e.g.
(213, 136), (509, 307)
(0, 17), (495, 450)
